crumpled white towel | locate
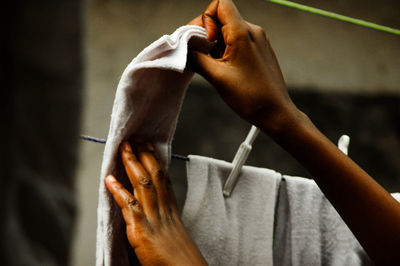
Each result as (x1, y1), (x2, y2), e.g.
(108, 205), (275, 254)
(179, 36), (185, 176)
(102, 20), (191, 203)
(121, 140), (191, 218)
(182, 155), (282, 266)
(96, 25), (212, 266)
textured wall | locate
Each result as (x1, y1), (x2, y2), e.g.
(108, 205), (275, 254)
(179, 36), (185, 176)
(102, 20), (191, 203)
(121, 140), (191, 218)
(84, 0), (400, 94)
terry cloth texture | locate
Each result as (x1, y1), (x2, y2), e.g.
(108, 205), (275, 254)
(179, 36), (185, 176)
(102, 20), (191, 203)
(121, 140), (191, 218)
(96, 25), (212, 266)
(274, 177), (400, 266)
(182, 156), (400, 266)
(274, 176), (366, 266)
(182, 155), (282, 266)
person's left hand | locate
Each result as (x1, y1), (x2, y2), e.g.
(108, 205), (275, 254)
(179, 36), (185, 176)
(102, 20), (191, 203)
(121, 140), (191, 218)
(105, 141), (207, 266)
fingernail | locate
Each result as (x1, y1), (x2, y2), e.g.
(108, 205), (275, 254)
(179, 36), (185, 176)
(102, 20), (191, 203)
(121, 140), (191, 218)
(106, 175), (116, 182)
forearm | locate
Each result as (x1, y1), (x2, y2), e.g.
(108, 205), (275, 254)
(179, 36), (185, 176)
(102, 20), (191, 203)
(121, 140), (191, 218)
(188, 0), (400, 262)
(261, 109), (400, 265)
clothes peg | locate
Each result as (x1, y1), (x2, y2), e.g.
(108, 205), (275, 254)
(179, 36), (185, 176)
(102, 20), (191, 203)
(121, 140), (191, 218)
(223, 126), (260, 197)
(338, 134), (350, 155)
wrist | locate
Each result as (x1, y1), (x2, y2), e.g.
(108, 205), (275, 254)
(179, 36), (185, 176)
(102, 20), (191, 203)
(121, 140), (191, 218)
(257, 107), (312, 142)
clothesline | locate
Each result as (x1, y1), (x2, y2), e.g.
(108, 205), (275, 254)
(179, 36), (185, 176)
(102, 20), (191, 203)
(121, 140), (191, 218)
(80, 135), (190, 161)
(266, 0), (400, 36)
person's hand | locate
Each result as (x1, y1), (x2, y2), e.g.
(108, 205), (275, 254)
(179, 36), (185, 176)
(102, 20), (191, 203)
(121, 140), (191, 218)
(189, 3), (400, 264)
(188, 0), (303, 135)
(105, 141), (207, 266)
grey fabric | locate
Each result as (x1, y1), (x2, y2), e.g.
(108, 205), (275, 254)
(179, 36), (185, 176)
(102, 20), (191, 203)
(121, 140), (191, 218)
(182, 155), (282, 266)
(273, 177), (372, 266)
(183, 156), (400, 266)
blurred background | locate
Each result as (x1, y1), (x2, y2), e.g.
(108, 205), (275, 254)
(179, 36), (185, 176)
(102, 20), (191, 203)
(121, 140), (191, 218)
(2, 0), (399, 265)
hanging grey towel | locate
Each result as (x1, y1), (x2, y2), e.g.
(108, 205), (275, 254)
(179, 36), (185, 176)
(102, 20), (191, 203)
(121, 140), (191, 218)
(273, 176), (400, 266)
(183, 155), (400, 266)
(275, 176), (363, 266)
(182, 155), (282, 266)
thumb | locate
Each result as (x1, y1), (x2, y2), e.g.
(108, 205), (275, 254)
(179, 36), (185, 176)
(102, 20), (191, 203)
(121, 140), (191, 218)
(186, 51), (222, 82)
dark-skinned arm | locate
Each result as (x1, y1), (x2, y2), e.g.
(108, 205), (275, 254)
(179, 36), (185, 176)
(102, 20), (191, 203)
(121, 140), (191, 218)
(188, 0), (400, 264)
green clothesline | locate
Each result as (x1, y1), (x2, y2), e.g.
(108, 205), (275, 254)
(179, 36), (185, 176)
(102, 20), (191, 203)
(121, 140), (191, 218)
(267, 0), (400, 36)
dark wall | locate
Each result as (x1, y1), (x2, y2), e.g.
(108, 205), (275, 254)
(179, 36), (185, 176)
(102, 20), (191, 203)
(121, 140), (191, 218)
(170, 83), (400, 210)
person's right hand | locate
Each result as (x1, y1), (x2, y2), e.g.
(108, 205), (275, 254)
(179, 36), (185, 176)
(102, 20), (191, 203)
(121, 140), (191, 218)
(188, 0), (302, 134)
(192, 2), (400, 265)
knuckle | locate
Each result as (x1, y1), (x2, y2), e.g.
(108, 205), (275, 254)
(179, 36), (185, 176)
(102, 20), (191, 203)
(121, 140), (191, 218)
(203, 10), (214, 20)
(231, 24), (251, 43)
(260, 28), (269, 42)
(255, 25), (266, 36)
(138, 176), (153, 188)
(235, 27), (250, 40)
(125, 198), (143, 215)
(125, 152), (137, 162)
(254, 26), (269, 42)
(127, 197), (139, 207)
(153, 169), (166, 180)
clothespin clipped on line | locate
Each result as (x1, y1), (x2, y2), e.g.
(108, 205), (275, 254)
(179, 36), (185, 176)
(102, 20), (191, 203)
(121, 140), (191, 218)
(222, 130), (349, 197)
(82, 133), (348, 194)
(223, 126), (260, 197)
(338, 134), (350, 156)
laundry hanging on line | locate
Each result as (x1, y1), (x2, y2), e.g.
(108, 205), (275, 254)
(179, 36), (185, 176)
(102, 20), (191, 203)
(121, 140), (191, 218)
(95, 25), (400, 266)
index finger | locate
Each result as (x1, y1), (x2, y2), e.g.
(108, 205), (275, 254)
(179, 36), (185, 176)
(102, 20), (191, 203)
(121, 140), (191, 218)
(136, 143), (178, 214)
(202, 0), (244, 41)
(120, 141), (159, 220)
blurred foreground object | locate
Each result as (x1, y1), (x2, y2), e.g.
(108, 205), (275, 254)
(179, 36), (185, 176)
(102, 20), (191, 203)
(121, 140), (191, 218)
(1, 0), (82, 265)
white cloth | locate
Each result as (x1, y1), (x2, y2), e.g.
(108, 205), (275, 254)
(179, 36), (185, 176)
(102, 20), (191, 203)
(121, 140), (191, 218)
(96, 25), (212, 266)
(182, 155), (282, 266)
